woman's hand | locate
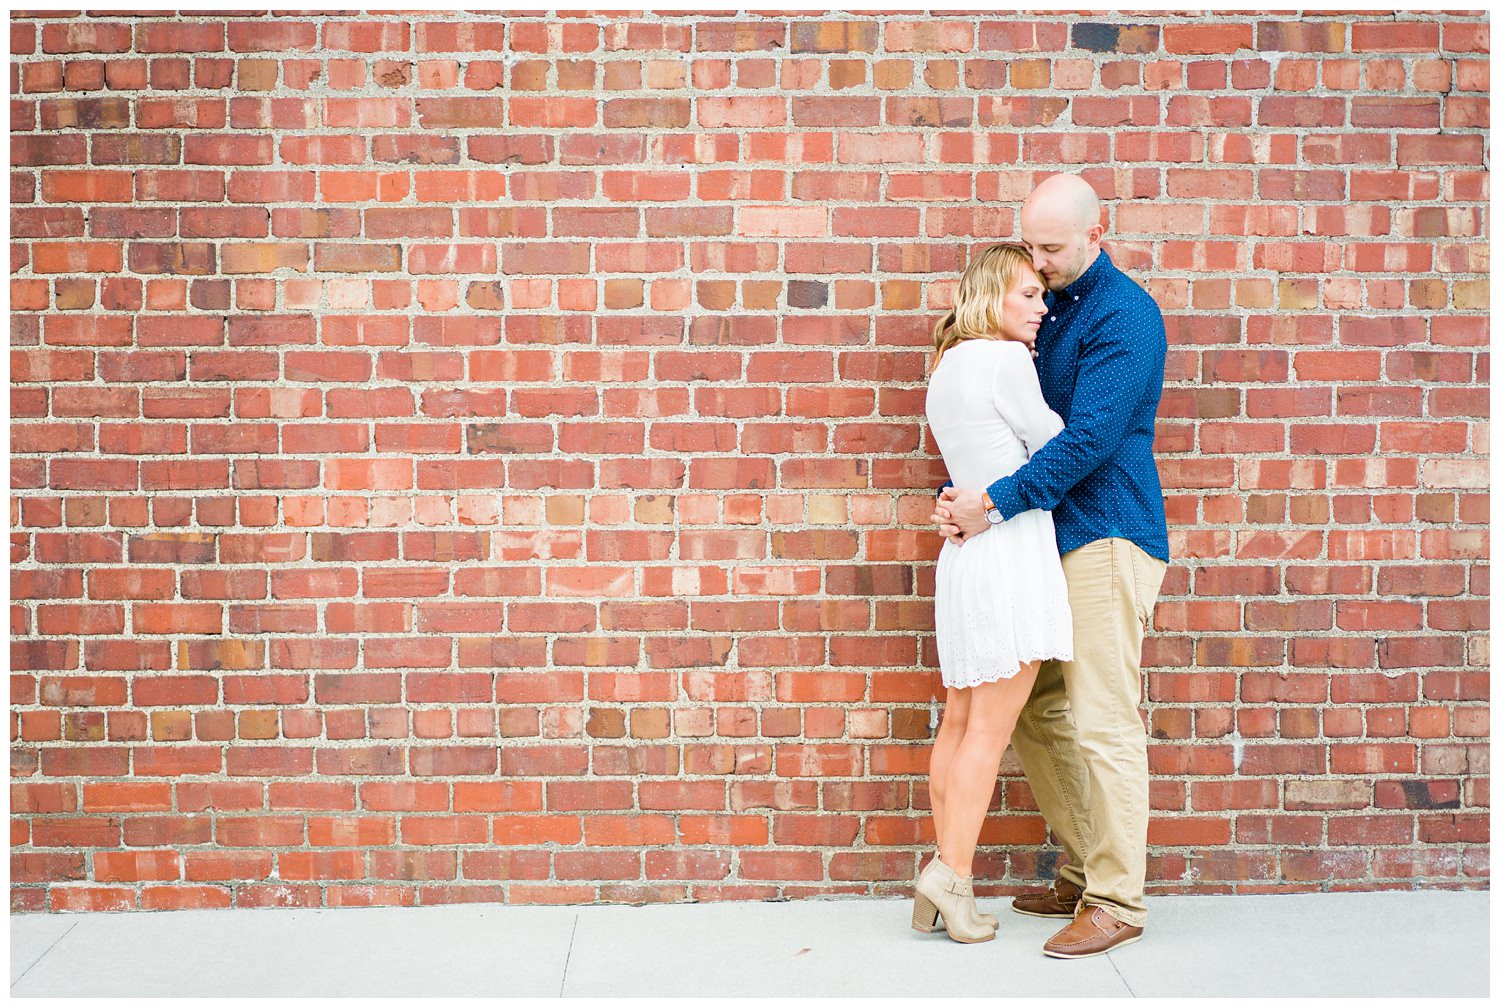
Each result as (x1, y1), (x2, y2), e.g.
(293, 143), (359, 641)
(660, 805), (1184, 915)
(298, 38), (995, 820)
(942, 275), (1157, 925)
(932, 487), (985, 544)
(932, 498), (962, 544)
(933, 487), (990, 544)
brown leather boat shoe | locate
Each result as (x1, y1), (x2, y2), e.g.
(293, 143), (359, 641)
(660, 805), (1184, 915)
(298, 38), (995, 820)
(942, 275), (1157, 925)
(1010, 876), (1083, 918)
(1042, 904), (1143, 959)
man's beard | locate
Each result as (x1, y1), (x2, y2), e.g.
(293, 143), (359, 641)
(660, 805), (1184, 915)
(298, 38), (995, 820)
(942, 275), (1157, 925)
(1048, 259), (1083, 290)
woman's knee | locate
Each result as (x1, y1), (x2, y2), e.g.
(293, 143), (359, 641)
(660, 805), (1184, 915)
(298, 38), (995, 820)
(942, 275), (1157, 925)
(961, 698), (1022, 744)
(965, 674), (1035, 739)
(939, 709), (969, 737)
(939, 688), (971, 733)
(959, 716), (1017, 746)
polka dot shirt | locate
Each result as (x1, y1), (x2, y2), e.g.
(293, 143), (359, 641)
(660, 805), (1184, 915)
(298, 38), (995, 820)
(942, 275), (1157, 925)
(983, 249), (1172, 563)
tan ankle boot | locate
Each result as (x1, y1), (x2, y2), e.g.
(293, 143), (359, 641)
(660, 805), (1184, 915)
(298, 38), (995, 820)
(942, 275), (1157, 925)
(912, 857), (997, 943)
(923, 850), (998, 928)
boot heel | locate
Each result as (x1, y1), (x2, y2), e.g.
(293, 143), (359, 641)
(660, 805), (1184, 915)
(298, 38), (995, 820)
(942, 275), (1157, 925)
(917, 858), (997, 943)
(911, 891), (940, 932)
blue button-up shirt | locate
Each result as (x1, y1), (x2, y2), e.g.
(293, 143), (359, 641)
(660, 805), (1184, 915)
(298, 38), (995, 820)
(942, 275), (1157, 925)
(984, 249), (1170, 563)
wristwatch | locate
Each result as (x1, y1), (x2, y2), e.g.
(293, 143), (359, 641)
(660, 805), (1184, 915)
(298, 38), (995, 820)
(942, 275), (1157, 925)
(983, 495), (1003, 525)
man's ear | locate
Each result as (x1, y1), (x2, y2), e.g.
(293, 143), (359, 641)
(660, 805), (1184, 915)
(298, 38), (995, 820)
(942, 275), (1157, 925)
(1087, 223), (1104, 250)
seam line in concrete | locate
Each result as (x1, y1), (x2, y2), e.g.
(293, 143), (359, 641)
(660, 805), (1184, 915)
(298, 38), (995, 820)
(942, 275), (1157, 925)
(1107, 950), (1137, 998)
(558, 911), (579, 997)
(11, 920), (81, 990)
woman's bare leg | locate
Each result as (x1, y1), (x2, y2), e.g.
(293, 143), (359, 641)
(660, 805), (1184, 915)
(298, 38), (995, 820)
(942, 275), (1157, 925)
(928, 685), (970, 861)
(941, 661), (1042, 877)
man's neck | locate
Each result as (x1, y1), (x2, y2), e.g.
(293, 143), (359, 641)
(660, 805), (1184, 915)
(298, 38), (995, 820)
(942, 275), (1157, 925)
(1060, 249), (1103, 295)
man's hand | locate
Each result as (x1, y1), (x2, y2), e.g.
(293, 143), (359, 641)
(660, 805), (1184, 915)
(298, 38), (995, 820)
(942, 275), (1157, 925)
(932, 486), (991, 544)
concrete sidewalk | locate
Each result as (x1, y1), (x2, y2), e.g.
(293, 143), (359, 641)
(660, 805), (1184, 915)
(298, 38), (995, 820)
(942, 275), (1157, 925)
(10, 890), (1489, 998)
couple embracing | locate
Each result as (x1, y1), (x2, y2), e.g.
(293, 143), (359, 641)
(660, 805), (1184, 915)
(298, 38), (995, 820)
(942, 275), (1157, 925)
(914, 173), (1171, 959)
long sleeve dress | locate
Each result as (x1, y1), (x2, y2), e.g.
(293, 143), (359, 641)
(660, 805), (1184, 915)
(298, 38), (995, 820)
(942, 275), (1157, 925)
(924, 337), (1075, 688)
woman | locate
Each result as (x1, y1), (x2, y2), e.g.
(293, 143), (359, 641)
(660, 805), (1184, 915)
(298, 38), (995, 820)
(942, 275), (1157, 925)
(914, 243), (1074, 943)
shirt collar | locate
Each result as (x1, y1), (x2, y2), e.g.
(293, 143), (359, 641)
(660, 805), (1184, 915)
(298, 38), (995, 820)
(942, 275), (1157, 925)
(1057, 248), (1111, 303)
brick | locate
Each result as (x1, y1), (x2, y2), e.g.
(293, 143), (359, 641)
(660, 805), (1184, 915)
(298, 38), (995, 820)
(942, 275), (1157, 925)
(1258, 21), (1345, 53)
(1352, 21), (1441, 53)
(1164, 23), (1253, 55)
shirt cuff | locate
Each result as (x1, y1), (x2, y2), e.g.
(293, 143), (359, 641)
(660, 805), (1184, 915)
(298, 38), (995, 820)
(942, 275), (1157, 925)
(986, 475), (1028, 520)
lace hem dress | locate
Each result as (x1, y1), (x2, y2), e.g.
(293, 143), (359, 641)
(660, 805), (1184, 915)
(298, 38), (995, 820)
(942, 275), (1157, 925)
(925, 337), (1075, 689)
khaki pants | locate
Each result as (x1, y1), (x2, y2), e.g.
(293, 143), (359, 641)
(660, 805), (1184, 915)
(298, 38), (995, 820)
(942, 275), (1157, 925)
(1011, 537), (1168, 928)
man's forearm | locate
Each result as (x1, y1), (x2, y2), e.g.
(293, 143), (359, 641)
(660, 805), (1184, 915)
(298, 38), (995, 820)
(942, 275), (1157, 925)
(986, 424), (1115, 519)
(986, 471), (1029, 520)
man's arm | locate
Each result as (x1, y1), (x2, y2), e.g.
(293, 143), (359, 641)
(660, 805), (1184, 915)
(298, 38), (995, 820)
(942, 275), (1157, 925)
(987, 304), (1165, 519)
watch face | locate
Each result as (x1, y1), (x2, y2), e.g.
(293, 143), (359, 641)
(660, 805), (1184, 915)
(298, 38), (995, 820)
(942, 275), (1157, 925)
(986, 509), (1003, 524)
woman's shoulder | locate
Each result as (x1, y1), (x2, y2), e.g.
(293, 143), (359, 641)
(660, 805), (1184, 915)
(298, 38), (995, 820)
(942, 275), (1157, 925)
(981, 338), (1037, 370)
(956, 336), (1029, 357)
(940, 338), (1033, 380)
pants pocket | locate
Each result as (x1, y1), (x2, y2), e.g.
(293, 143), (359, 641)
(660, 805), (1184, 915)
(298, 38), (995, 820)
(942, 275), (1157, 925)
(1128, 543), (1167, 627)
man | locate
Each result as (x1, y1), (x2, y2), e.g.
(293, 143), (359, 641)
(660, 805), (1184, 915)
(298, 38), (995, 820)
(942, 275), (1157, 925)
(933, 173), (1170, 959)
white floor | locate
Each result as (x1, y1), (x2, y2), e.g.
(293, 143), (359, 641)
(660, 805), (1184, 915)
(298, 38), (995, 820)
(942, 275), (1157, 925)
(9, 890), (1489, 997)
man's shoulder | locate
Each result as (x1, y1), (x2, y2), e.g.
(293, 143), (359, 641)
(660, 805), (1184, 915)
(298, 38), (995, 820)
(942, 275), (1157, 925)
(1092, 278), (1164, 344)
(1100, 261), (1162, 316)
(1079, 267), (1165, 357)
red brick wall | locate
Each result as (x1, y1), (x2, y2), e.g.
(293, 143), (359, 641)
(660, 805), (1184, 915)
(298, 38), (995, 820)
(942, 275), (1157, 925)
(10, 11), (1489, 912)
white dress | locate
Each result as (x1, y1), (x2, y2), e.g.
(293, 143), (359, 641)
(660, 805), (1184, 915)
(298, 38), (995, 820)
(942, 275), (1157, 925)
(925, 337), (1074, 688)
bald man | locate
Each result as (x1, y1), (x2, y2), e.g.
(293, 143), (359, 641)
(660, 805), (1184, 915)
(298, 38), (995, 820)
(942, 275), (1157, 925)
(934, 173), (1170, 959)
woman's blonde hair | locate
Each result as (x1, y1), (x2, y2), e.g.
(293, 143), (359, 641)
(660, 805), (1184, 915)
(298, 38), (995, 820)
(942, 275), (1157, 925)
(930, 243), (1042, 371)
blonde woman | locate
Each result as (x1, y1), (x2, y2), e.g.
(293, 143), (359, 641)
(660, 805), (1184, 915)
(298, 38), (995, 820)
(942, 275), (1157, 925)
(914, 243), (1074, 943)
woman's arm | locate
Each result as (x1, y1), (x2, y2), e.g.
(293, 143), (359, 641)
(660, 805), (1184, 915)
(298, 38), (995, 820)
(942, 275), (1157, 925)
(991, 341), (1064, 460)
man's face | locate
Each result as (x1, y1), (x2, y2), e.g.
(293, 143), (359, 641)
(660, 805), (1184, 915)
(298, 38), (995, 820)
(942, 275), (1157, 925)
(1020, 211), (1091, 292)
